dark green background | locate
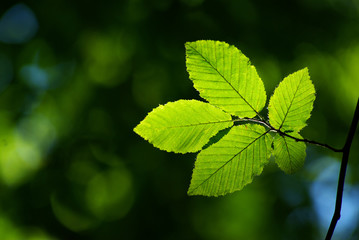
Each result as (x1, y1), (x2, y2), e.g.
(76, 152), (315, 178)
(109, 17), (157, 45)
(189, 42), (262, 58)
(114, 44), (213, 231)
(0, 0), (358, 239)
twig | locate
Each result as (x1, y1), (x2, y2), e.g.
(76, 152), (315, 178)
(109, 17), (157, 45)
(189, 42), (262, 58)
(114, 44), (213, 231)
(325, 98), (359, 240)
(233, 117), (272, 129)
(278, 131), (342, 153)
(233, 117), (341, 152)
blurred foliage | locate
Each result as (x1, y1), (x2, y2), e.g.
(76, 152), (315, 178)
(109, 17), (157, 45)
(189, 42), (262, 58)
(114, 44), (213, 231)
(0, 0), (358, 239)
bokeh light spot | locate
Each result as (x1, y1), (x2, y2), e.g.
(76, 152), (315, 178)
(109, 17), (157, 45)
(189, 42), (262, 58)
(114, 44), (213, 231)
(86, 167), (134, 220)
(0, 215), (23, 240)
(0, 111), (57, 186)
(51, 194), (97, 232)
(18, 40), (74, 91)
(17, 113), (57, 152)
(0, 126), (42, 186)
(0, 4), (38, 44)
(191, 189), (271, 240)
(20, 64), (49, 89)
(81, 31), (134, 86)
(309, 157), (359, 239)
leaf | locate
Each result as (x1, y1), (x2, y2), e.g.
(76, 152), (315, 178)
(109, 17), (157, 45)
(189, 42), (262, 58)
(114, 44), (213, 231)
(188, 124), (271, 196)
(268, 68), (315, 132)
(273, 133), (306, 174)
(202, 127), (231, 150)
(185, 40), (266, 118)
(134, 100), (233, 153)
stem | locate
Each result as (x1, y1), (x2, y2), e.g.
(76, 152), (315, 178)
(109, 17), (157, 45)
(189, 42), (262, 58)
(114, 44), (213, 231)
(278, 131), (342, 152)
(325, 98), (359, 240)
(233, 117), (271, 129)
(233, 117), (340, 152)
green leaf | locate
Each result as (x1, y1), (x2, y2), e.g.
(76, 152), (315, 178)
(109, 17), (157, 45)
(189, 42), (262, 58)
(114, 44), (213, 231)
(134, 100), (233, 153)
(273, 133), (306, 174)
(188, 124), (271, 196)
(185, 40), (266, 118)
(268, 68), (315, 132)
(202, 127), (231, 150)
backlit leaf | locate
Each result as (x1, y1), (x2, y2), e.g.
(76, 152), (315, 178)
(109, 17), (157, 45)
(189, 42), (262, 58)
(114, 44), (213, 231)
(134, 100), (233, 153)
(186, 40), (266, 118)
(188, 124), (271, 196)
(134, 40), (318, 197)
(273, 133), (306, 174)
(268, 68), (315, 132)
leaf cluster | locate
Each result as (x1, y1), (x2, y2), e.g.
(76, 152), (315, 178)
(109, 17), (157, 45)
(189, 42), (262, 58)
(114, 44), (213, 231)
(134, 40), (316, 197)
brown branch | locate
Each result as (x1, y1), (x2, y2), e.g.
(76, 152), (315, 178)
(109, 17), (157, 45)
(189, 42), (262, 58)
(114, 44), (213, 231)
(278, 131), (342, 153)
(233, 118), (341, 152)
(325, 97), (359, 240)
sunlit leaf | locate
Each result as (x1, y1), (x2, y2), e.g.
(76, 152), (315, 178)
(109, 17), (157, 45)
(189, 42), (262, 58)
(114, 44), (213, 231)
(186, 40), (266, 117)
(273, 133), (306, 174)
(268, 68), (315, 132)
(134, 100), (233, 153)
(134, 40), (318, 197)
(188, 124), (271, 196)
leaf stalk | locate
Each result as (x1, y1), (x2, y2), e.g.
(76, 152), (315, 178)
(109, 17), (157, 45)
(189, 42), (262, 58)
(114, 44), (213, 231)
(233, 117), (341, 152)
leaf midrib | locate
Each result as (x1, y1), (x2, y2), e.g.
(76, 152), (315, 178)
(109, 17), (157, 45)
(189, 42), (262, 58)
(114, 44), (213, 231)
(188, 44), (259, 116)
(153, 119), (233, 129)
(282, 136), (294, 173)
(188, 130), (269, 195)
(279, 72), (305, 130)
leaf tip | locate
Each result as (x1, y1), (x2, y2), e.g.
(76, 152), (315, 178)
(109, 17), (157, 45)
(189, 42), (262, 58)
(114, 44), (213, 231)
(133, 120), (146, 138)
(187, 185), (199, 197)
(133, 124), (140, 135)
(187, 190), (195, 196)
